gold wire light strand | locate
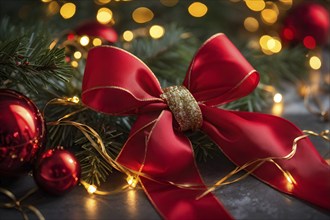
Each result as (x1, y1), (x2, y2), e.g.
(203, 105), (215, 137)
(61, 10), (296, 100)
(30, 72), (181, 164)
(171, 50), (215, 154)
(80, 180), (134, 195)
(46, 99), (329, 196)
(0, 187), (44, 220)
(197, 130), (330, 200)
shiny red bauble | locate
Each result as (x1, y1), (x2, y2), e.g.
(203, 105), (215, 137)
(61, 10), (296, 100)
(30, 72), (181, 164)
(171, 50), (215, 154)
(0, 89), (45, 175)
(33, 148), (80, 195)
(281, 2), (330, 49)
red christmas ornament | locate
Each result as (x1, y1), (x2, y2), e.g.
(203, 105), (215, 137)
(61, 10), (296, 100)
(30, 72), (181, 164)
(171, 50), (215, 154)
(33, 148), (80, 195)
(281, 2), (330, 48)
(0, 89), (45, 176)
(75, 21), (118, 43)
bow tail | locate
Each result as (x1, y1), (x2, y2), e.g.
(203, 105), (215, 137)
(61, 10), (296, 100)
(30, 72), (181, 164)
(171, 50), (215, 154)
(201, 105), (330, 210)
(116, 110), (233, 220)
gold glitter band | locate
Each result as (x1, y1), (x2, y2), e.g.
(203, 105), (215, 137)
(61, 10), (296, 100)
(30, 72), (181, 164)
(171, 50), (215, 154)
(161, 85), (202, 131)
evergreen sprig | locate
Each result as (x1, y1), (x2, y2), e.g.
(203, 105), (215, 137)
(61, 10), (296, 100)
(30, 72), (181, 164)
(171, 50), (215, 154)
(0, 37), (72, 94)
(0, 19), (72, 95)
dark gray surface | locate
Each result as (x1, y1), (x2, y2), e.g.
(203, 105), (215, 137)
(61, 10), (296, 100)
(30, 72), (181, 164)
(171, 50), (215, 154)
(1, 88), (329, 220)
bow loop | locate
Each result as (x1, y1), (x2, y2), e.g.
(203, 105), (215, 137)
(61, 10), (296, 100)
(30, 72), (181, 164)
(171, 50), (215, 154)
(183, 34), (259, 106)
(82, 33), (330, 219)
(82, 46), (164, 115)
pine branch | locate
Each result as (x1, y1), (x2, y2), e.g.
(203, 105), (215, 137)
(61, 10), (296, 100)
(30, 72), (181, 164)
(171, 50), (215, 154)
(118, 24), (197, 85)
(0, 19), (72, 95)
(75, 128), (124, 186)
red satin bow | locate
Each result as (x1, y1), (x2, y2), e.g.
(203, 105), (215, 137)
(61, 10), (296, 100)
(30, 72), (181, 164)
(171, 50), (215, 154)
(82, 34), (330, 219)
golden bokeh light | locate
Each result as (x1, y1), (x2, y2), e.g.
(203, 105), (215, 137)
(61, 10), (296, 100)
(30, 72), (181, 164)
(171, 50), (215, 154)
(272, 102), (283, 116)
(279, 0), (293, 10)
(245, 0), (265, 11)
(267, 38), (276, 49)
(80, 35), (90, 46)
(188, 2), (208, 18)
(149, 25), (165, 39)
(74, 51), (82, 59)
(261, 9), (278, 24)
(97, 0), (111, 4)
(49, 40), (57, 50)
(270, 38), (282, 53)
(273, 93), (283, 103)
(92, 38), (102, 46)
(244, 17), (259, 32)
(123, 30), (134, 42)
(47, 1), (60, 16)
(41, 0), (52, 3)
(260, 35), (282, 54)
(160, 0), (179, 7)
(309, 56), (322, 70)
(60, 2), (76, 19)
(259, 35), (272, 49)
(259, 35), (273, 55)
(132, 7), (154, 23)
(96, 7), (113, 24)
(266, 1), (279, 15)
(71, 61), (78, 68)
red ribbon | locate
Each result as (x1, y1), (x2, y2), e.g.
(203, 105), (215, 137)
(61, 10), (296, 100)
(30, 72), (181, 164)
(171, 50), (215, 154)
(82, 34), (330, 219)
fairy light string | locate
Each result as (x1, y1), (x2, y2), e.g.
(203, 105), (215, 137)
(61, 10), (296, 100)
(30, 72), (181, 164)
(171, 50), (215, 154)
(45, 96), (329, 198)
(197, 129), (330, 200)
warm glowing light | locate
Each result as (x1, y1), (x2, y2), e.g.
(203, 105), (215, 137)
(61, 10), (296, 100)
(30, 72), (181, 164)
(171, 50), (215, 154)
(68, 96), (80, 103)
(126, 175), (138, 188)
(245, 0), (265, 12)
(97, 0), (111, 4)
(149, 25), (165, 39)
(284, 171), (296, 185)
(97, 7), (113, 24)
(60, 2), (76, 19)
(71, 61), (78, 68)
(267, 38), (276, 49)
(272, 40), (282, 53)
(41, 0), (52, 3)
(80, 36), (90, 46)
(272, 102), (283, 116)
(273, 93), (283, 103)
(73, 51), (82, 59)
(244, 17), (259, 32)
(49, 40), (57, 49)
(87, 185), (97, 194)
(267, 38), (282, 53)
(132, 7), (154, 23)
(259, 35), (272, 49)
(123, 30), (134, 42)
(92, 38), (102, 46)
(188, 2), (208, 18)
(261, 9), (278, 24)
(266, 1), (279, 15)
(160, 0), (179, 7)
(279, 0), (292, 10)
(303, 36), (316, 49)
(309, 56), (322, 70)
(259, 35), (281, 54)
(47, 1), (60, 16)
